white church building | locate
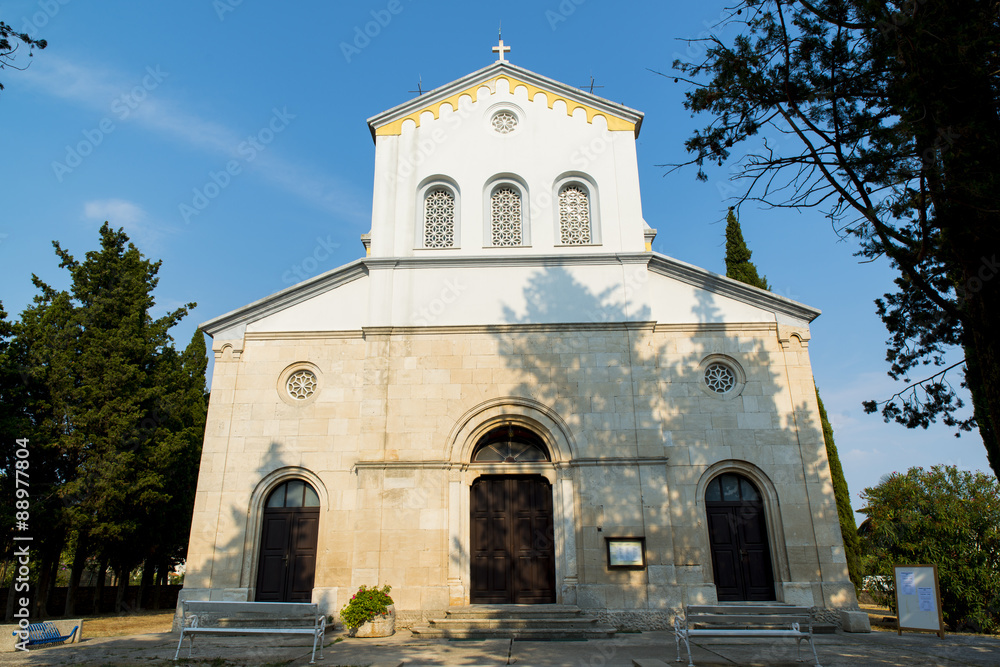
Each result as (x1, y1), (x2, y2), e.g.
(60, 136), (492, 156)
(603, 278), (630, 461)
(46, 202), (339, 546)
(180, 43), (858, 630)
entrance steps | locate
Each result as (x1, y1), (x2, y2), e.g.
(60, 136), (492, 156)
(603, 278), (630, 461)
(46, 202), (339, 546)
(409, 604), (617, 640)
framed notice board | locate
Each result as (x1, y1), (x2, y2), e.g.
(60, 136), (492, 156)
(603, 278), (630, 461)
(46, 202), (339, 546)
(893, 564), (945, 638)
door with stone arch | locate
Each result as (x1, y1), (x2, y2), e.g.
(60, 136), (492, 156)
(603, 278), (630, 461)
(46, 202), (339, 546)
(469, 425), (556, 604)
(255, 479), (320, 602)
(705, 472), (776, 601)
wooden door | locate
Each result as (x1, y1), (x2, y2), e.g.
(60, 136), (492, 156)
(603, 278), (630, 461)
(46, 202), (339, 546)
(707, 503), (775, 601)
(471, 476), (556, 604)
(256, 481), (320, 602)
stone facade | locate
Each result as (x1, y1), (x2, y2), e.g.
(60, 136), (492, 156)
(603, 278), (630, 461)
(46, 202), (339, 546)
(182, 322), (856, 623)
(179, 58), (858, 628)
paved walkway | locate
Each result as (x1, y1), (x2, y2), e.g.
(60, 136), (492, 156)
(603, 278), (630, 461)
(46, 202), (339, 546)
(3, 628), (999, 666)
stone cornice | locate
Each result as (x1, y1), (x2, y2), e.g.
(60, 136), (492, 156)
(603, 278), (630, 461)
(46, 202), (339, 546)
(362, 321), (657, 337)
(364, 252), (650, 271)
(351, 456), (669, 472)
(647, 253), (821, 324)
(199, 259), (368, 337)
(199, 251), (820, 339)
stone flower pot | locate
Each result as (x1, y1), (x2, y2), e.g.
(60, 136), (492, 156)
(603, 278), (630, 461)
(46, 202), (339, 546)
(354, 604), (395, 638)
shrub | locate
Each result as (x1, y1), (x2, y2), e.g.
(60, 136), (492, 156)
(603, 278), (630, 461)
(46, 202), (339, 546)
(339, 585), (394, 630)
(859, 465), (1000, 633)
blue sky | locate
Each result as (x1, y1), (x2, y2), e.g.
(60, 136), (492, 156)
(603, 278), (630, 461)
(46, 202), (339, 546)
(1, 0), (987, 517)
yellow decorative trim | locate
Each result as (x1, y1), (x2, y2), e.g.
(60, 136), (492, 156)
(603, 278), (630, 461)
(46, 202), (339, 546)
(645, 242), (653, 252)
(374, 74), (635, 136)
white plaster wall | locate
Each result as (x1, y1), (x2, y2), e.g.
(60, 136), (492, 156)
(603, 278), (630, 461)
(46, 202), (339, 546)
(245, 261), (784, 333)
(371, 77), (646, 258)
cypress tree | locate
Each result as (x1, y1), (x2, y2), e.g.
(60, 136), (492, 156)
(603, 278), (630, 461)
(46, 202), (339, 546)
(723, 210), (862, 594)
(815, 389), (863, 593)
(724, 209), (770, 291)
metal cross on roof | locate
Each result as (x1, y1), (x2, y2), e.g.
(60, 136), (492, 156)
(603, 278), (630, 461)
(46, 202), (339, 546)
(492, 32), (511, 62)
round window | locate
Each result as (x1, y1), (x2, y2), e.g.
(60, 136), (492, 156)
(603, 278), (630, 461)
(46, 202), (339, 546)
(491, 110), (518, 134)
(286, 369), (317, 400)
(698, 356), (745, 399)
(704, 363), (737, 394)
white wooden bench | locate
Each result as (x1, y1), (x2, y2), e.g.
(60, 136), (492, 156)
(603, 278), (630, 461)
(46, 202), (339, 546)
(174, 601), (325, 664)
(673, 604), (821, 667)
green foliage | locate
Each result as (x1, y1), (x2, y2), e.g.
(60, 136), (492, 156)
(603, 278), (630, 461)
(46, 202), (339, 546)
(723, 209), (769, 290)
(672, 0), (1000, 482)
(859, 465), (1000, 632)
(816, 388), (862, 594)
(0, 223), (207, 613)
(0, 20), (46, 93)
(340, 585), (393, 630)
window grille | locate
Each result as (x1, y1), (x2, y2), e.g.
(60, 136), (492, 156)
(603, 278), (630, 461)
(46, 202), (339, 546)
(424, 188), (455, 248)
(287, 370), (317, 400)
(559, 185), (591, 244)
(704, 363), (736, 394)
(491, 186), (522, 246)
(491, 111), (518, 134)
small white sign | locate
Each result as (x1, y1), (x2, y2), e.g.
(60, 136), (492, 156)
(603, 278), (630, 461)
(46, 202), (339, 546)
(918, 587), (933, 612)
(901, 571), (916, 595)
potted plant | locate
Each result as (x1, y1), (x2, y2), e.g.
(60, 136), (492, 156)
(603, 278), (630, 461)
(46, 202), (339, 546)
(340, 584), (395, 638)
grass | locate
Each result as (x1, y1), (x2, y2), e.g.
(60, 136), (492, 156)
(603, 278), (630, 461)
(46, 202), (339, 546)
(77, 610), (175, 638)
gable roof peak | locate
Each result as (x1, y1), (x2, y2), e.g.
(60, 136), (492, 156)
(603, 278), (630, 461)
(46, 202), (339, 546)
(366, 60), (643, 141)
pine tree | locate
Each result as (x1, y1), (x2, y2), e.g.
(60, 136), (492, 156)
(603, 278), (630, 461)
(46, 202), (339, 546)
(9, 223), (207, 615)
(724, 209), (770, 291)
(723, 211), (862, 594)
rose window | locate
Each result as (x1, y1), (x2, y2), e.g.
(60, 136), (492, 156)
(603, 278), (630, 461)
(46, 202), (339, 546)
(287, 370), (317, 400)
(704, 363), (736, 394)
(491, 111), (518, 134)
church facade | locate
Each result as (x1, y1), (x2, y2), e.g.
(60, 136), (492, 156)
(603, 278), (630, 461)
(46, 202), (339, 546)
(180, 53), (858, 629)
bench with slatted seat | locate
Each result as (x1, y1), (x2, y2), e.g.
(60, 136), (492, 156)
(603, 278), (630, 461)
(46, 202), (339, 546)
(174, 601), (325, 664)
(673, 604), (821, 667)
(11, 621), (78, 648)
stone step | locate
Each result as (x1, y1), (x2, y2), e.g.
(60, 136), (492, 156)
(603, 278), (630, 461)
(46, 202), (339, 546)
(443, 604), (584, 619)
(427, 617), (601, 630)
(409, 624), (618, 640)
(411, 605), (616, 640)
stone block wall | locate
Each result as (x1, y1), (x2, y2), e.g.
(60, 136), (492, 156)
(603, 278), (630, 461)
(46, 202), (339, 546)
(180, 321), (857, 624)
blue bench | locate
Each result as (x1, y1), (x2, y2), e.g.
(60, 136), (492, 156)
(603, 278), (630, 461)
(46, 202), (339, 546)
(12, 621), (79, 647)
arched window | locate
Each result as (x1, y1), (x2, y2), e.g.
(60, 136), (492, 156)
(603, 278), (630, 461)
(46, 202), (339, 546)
(423, 187), (456, 248)
(705, 473), (761, 503)
(490, 185), (523, 246)
(266, 479), (321, 508)
(472, 424), (550, 462)
(558, 184), (591, 244)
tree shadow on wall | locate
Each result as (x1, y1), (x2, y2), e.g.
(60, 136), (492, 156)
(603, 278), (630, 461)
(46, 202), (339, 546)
(489, 265), (845, 639)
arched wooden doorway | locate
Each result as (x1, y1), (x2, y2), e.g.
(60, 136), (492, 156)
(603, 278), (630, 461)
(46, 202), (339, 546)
(705, 472), (776, 601)
(255, 480), (320, 602)
(470, 425), (556, 604)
